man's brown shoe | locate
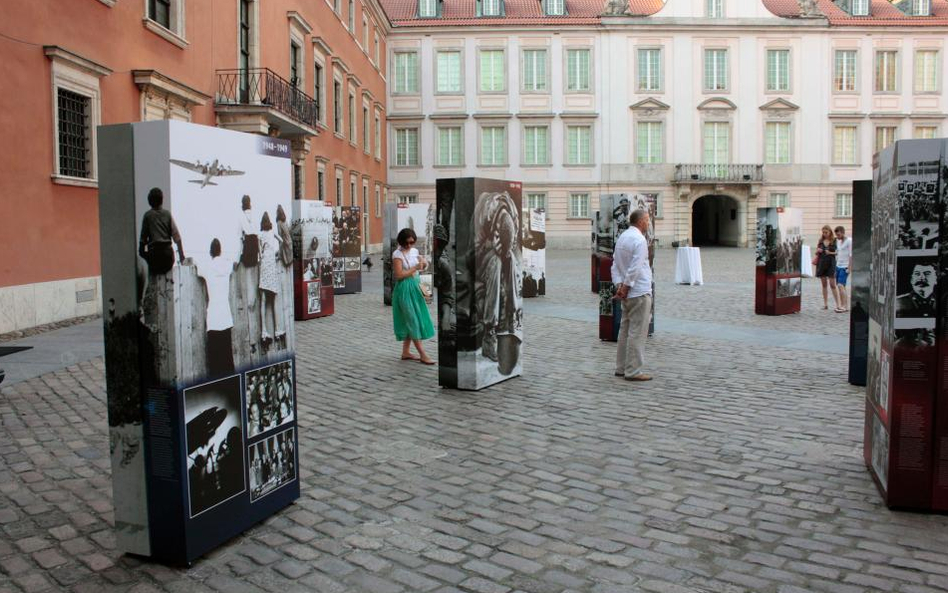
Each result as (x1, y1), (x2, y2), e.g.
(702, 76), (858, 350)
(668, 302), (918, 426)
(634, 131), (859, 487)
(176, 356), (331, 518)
(625, 374), (653, 382)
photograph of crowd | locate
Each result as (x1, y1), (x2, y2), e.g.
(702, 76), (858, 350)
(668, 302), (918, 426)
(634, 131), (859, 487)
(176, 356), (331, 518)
(183, 375), (245, 518)
(249, 428), (297, 502)
(897, 180), (940, 250)
(245, 360), (295, 439)
(776, 278), (801, 298)
(522, 208), (546, 298)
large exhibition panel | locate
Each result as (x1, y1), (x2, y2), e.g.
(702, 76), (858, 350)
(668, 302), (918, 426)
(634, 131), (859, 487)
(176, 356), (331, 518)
(331, 206), (362, 295)
(864, 138), (946, 510)
(754, 207), (803, 316)
(522, 208), (546, 298)
(849, 180), (872, 386)
(383, 202), (433, 306)
(436, 178), (524, 391)
(98, 121), (300, 565)
(291, 200), (335, 320)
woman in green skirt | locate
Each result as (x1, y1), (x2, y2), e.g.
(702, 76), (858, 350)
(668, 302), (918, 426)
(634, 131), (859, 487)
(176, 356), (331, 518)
(392, 228), (436, 364)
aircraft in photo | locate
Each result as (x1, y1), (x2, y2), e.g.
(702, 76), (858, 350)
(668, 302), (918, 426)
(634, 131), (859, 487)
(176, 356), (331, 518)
(170, 158), (245, 188)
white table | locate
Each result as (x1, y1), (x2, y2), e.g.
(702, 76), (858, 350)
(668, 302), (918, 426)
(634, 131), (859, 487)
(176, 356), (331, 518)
(675, 246), (704, 285)
(800, 245), (815, 277)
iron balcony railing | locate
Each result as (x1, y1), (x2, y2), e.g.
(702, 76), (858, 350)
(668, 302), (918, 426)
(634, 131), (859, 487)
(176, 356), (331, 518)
(216, 68), (319, 130)
(674, 164), (763, 183)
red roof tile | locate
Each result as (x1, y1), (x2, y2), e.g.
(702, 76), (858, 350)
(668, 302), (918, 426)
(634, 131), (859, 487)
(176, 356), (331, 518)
(762, 0), (948, 25)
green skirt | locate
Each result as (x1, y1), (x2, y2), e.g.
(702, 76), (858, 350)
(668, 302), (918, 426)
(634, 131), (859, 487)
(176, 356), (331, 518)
(392, 274), (435, 341)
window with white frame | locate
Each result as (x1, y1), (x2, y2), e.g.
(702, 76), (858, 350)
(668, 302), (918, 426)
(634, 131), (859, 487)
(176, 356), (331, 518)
(834, 50), (857, 92)
(915, 50), (938, 93)
(350, 175), (357, 207)
(375, 185), (382, 217)
(522, 49), (548, 92)
(915, 125), (938, 139)
(766, 49), (790, 92)
(398, 194), (418, 204)
(875, 50), (898, 92)
(636, 121), (663, 164)
(545, 0), (565, 16)
(852, 0), (868, 15)
(526, 193), (546, 212)
(317, 167), (326, 201)
(362, 16), (368, 48)
(704, 49), (728, 91)
(333, 80), (343, 133)
(348, 0), (355, 30)
(523, 125), (549, 165)
(703, 122), (730, 165)
(833, 124), (858, 165)
(566, 49), (591, 92)
(913, 0), (931, 16)
(481, 126), (506, 165)
(569, 193), (590, 218)
(394, 128), (419, 166)
(836, 193), (853, 217)
(333, 0), (340, 13)
(363, 104), (370, 152)
(363, 182), (369, 215)
(875, 126), (897, 153)
(293, 162), (303, 200)
(765, 122), (791, 164)
(375, 111), (382, 158)
(314, 63), (325, 123)
(335, 170), (343, 205)
(770, 192), (790, 208)
(480, 50), (505, 92)
(393, 52), (418, 94)
(57, 88), (94, 179)
(419, 0), (437, 17)
(566, 125), (592, 165)
(437, 51), (462, 93)
(437, 126), (463, 166)
(637, 48), (662, 92)
(481, 0), (501, 16)
(348, 91), (356, 142)
(706, 0), (723, 18)
(374, 32), (380, 65)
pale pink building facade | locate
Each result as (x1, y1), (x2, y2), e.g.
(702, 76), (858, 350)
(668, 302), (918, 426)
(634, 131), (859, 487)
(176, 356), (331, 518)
(381, 0), (948, 247)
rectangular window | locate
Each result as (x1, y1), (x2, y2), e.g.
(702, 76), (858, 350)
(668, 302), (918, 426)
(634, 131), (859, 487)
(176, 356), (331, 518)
(836, 193), (853, 218)
(875, 50), (898, 92)
(914, 0), (931, 16)
(149, 0), (171, 28)
(526, 193), (546, 212)
(546, 0), (565, 15)
(834, 50), (857, 92)
(437, 127), (462, 166)
(374, 33), (380, 65)
(239, 0), (251, 81)
(317, 170), (325, 201)
(375, 186), (382, 218)
(480, 50), (505, 92)
(875, 126), (897, 153)
(702, 122), (730, 165)
(766, 49), (790, 92)
(637, 48), (662, 91)
(335, 173), (343, 205)
(398, 194), (418, 204)
(566, 49), (591, 92)
(915, 50), (938, 93)
(290, 43), (300, 87)
(349, 93), (356, 141)
(569, 193), (590, 218)
(395, 128), (419, 166)
(566, 125), (592, 165)
(375, 113), (381, 157)
(636, 121), (663, 164)
(314, 64), (323, 121)
(394, 52), (418, 94)
(419, 0), (437, 17)
(833, 125), (858, 165)
(852, 0), (868, 15)
(522, 49), (548, 92)
(57, 88), (91, 178)
(333, 81), (342, 133)
(482, 0), (500, 16)
(707, 0), (723, 18)
(770, 192), (790, 208)
(363, 106), (369, 151)
(481, 126), (506, 165)
(348, 0), (355, 31)
(915, 125), (938, 139)
(437, 51), (462, 93)
(523, 126), (549, 165)
(362, 17), (369, 49)
(704, 49), (728, 91)
(765, 122), (791, 164)
(293, 163), (302, 200)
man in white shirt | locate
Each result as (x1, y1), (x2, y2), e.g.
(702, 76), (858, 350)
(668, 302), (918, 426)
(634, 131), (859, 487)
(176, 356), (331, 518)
(834, 226), (852, 312)
(611, 209), (653, 381)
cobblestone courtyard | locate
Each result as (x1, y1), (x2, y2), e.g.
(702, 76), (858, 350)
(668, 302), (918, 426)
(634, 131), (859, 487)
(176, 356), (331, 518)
(3, 249), (948, 593)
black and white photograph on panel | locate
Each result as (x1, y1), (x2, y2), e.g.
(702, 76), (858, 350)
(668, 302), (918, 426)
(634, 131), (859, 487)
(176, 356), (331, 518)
(522, 208), (546, 298)
(894, 255), (937, 320)
(871, 412), (890, 491)
(595, 195), (629, 255)
(249, 427), (297, 502)
(333, 271), (345, 288)
(894, 327), (936, 349)
(897, 179), (939, 250)
(755, 208), (779, 271)
(776, 278), (802, 299)
(866, 319), (885, 414)
(435, 180), (458, 384)
(183, 375), (245, 518)
(306, 281), (321, 315)
(245, 360), (294, 439)
(775, 209), (803, 275)
(599, 282), (616, 316)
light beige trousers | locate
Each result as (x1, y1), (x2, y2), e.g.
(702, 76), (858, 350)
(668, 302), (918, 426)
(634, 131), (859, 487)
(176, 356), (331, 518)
(615, 294), (652, 378)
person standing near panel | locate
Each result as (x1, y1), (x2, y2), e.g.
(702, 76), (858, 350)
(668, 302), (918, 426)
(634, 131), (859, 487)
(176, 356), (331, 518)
(835, 226), (852, 312)
(815, 225), (842, 312)
(392, 228), (436, 364)
(612, 209), (653, 382)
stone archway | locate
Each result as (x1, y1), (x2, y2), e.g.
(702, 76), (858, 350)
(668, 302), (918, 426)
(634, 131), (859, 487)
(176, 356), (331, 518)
(691, 194), (742, 246)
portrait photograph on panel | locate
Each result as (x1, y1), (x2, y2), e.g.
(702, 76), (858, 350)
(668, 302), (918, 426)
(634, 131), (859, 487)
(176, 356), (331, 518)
(183, 375), (245, 518)
(245, 360), (295, 439)
(249, 428), (297, 502)
(895, 255), (937, 319)
(306, 281), (321, 315)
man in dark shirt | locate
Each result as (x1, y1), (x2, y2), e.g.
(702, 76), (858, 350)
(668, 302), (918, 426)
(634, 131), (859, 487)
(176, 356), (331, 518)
(139, 187), (185, 275)
(895, 263), (937, 318)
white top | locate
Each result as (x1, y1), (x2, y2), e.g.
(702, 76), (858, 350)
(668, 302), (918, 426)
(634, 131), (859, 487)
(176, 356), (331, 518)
(836, 237), (852, 269)
(393, 247), (420, 273)
(239, 208), (256, 236)
(199, 257), (234, 331)
(611, 226), (652, 298)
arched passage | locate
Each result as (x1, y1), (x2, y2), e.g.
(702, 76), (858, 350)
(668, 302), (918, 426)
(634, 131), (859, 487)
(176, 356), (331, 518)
(691, 194), (742, 247)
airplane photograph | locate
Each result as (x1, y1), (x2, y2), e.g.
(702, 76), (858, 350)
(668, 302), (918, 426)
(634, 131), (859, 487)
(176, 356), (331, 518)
(170, 158), (245, 188)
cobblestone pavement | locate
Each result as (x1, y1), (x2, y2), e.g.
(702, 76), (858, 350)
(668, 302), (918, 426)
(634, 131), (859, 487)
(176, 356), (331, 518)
(4, 249), (948, 593)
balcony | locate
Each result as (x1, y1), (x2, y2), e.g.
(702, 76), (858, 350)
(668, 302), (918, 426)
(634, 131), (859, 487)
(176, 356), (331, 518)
(674, 164), (763, 184)
(215, 68), (320, 137)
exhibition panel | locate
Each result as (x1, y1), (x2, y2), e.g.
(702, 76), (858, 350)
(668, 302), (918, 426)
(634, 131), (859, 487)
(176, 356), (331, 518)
(383, 203), (434, 306)
(98, 121), (299, 565)
(755, 207), (803, 316)
(522, 208), (546, 298)
(437, 178), (524, 391)
(331, 206), (363, 295)
(291, 200), (335, 320)
(849, 180), (872, 386)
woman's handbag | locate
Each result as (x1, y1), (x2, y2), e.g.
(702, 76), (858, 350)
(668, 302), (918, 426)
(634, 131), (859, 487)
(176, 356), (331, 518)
(811, 255), (819, 266)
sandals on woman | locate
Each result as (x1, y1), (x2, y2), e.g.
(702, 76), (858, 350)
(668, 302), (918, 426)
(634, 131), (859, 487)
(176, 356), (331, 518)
(419, 358), (435, 365)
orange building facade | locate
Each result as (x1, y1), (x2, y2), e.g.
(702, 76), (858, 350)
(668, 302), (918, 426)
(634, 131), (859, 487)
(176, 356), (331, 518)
(0, 0), (389, 334)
